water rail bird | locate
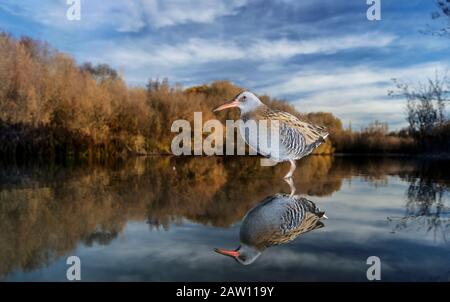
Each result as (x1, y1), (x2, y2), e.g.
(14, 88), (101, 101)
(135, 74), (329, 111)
(213, 91), (329, 178)
(214, 193), (327, 265)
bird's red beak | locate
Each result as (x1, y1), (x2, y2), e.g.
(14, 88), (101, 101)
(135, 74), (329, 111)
(214, 248), (240, 258)
(213, 99), (239, 112)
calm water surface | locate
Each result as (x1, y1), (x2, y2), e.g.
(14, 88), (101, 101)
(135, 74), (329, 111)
(1, 156), (449, 281)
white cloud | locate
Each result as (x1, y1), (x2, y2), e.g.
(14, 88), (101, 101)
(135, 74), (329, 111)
(262, 62), (450, 129)
(139, 0), (248, 28)
(0, 0), (248, 31)
(90, 38), (243, 69)
(89, 33), (396, 69)
(248, 33), (395, 59)
(0, 1), (67, 26)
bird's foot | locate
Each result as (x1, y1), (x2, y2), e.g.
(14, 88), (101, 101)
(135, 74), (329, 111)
(283, 173), (293, 179)
(284, 160), (296, 179)
(284, 177), (296, 197)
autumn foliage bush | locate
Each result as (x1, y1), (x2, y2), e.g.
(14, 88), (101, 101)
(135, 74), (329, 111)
(0, 33), (340, 160)
(0, 33), (447, 161)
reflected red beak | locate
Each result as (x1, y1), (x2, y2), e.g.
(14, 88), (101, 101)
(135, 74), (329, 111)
(213, 99), (239, 112)
(214, 248), (240, 258)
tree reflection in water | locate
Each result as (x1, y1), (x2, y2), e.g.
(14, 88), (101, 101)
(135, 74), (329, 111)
(0, 156), (449, 276)
(387, 160), (450, 242)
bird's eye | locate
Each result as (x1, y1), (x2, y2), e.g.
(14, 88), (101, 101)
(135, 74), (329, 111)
(242, 96), (247, 101)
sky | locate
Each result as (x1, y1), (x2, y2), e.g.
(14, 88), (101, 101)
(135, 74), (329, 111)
(0, 0), (449, 129)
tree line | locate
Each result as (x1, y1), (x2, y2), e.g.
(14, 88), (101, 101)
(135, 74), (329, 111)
(0, 32), (448, 162)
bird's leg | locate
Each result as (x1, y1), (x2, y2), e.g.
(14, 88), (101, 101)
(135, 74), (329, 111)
(284, 177), (296, 197)
(284, 160), (296, 179)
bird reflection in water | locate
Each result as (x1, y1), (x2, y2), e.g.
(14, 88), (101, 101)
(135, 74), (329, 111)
(215, 179), (327, 265)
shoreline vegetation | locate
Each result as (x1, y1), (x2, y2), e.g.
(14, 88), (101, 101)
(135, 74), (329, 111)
(1, 32), (449, 162)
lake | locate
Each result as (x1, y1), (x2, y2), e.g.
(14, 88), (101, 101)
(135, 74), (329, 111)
(1, 156), (449, 281)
